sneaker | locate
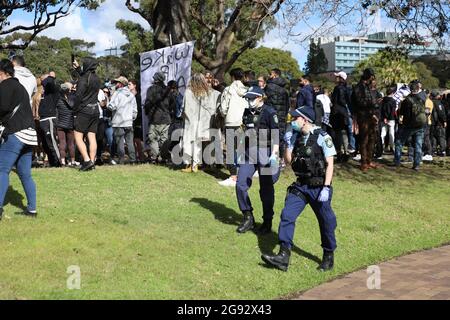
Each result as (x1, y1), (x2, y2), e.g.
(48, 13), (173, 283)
(423, 155), (433, 161)
(110, 159), (118, 165)
(79, 161), (95, 172)
(347, 148), (356, 154)
(218, 177), (237, 187)
(23, 210), (37, 218)
(0, 208), (3, 221)
(353, 154), (361, 161)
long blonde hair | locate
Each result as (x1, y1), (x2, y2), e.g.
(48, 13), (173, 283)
(189, 73), (210, 98)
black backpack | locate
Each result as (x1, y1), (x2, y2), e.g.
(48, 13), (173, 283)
(406, 95), (427, 128)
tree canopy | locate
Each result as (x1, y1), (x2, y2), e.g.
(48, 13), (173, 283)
(0, 0), (100, 50)
(353, 48), (418, 88)
(304, 41), (328, 74)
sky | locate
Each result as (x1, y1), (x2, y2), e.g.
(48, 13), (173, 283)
(7, 0), (390, 71)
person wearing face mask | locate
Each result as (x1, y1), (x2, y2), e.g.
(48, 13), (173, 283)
(261, 106), (337, 272)
(235, 86), (280, 235)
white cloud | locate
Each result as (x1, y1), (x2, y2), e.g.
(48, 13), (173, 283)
(259, 28), (308, 70)
(9, 0), (150, 56)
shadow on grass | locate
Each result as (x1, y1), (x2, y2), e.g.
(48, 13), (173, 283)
(4, 186), (27, 211)
(190, 197), (321, 266)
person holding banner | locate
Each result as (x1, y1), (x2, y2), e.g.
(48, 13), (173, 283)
(181, 73), (220, 173)
(144, 72), (173, 164)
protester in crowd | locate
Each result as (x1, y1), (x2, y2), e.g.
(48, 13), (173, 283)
(351, 68), (379, 172)
(296, 75), (314, 109)
(167, 80), (184, 153)
(218, 68), (248, 187)
(32, 77), (44, 166)
(181, 73), (220, 173)
(422, 90), (434, 161)
(205, 71), (224, 92)
(261, 106), (337, 272)
(394, 80), (427, 171)
(95, 86), (109, 165)
(39, 72), (61, 167)
(430, 91), (447, 157)
(243, 70), (258, 87)
(265, 68), (289, 157)
(370, 80), (384, 159)
(258, 76), (267, 89)
(0, 59), (38, 220)
(56, 82), (77, 167)
(72, 57), (101, 171)
(107, 76), (138, 165)
(129, 79), (146, 163)
(331, 72), (351, 162)
(235, 86), (280, 235)
(11, 55), (37, 107)
(101, 87), (115, 163)
(380, 86), (397, 155)
(316, 88), (331, 128)
(144, 72), (174, 164)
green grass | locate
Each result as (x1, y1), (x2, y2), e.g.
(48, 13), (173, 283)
(0, 159), (449, 299)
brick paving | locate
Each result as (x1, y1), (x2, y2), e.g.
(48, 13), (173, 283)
(294, 245), (450, 300)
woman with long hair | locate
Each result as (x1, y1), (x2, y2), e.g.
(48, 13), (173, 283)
(0, 59), (38, 220)
(181, 73), (220, 172)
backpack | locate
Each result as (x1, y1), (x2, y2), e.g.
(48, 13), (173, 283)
(407, 95), (427, 128)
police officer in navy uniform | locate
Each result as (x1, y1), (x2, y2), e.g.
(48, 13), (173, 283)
(236, 86), (281, 235)
(261, 106), (337, 271)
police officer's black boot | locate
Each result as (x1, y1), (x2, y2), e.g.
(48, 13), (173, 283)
(318, 250), (334, 272)
(256, 219), (272, 235)
(0, 208), (3, 221)
(261, 246), (291, 271)
(236, 211), (255, 233)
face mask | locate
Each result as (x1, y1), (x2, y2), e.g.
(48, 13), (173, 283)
(291, 120), (302, 132)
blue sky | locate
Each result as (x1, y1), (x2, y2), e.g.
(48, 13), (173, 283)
(7, 0), (389, 71)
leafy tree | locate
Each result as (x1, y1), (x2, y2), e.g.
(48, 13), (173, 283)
(0, 0), (100, 50)
(0, 33), (95, 81)
(413, 62), (439, 90)
(232, 46), (302, 81)
(304, 41), (328, 74)
(122, 0), (283, 81)
(353, 47), (417, 88)
(413, 55), (450, 88)
(96, 55), (137, 83)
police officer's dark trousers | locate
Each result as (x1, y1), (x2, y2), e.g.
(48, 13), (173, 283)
(236, 147), (280, 221)
(278, 183), (337, 252)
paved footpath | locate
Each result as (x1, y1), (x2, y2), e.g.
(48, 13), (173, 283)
(294, 245), (450, 300)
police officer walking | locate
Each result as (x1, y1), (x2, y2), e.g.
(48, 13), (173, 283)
(261, 106), (337, 271)
(235, 86), (281, 235)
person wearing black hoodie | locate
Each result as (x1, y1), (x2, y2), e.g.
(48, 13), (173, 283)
(39, 72), (61, 167)
(0, 59), (38, 220)
(72, 57), (101, 171)
(265, 68), (289, 156)
(56, 82), (77, 166)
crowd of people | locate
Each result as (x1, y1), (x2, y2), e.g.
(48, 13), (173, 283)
(1, 55), (449, 209)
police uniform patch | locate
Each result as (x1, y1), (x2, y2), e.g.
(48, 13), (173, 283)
(273, 114), (279, 124)
(325, 137), (334, 148)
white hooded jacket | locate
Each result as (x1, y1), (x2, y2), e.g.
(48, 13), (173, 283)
(14, 66), (37, 107)
(107, 87), (138, 128)
(219, 80), (248, 127)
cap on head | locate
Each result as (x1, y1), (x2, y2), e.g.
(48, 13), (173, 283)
(334, 71), (347, 81)
(153, 72), (166, 83)
(289, 106), (316, 123)
(113, 76), (129, 86)
(243, 86), (265, 99)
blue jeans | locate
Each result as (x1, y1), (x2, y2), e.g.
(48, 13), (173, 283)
(0, 134), (36, 212)
(394, 127), (425, 168)
(346, 108), (356, 150)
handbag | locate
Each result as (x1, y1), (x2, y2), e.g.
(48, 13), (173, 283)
(0, 104), (20, 142)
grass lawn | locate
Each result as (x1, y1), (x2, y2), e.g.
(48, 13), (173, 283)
(0, 159), (449, 299)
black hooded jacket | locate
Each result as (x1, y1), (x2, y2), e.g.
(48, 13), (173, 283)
(39, 76), (59, 119)
(264, 77), (289, 119)
(74, 57), (101, 115)
(0, 78), (35, 135)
